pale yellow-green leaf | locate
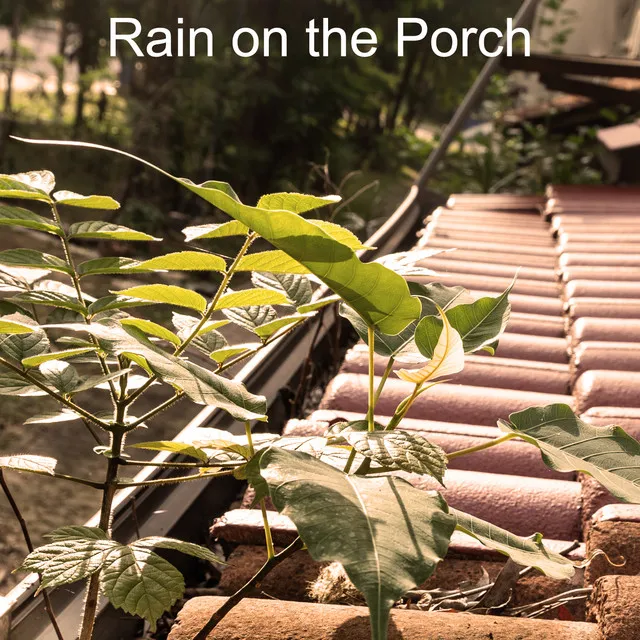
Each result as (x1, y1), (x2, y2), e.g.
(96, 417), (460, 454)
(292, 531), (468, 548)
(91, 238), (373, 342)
(214, 288), (288, 310)
(114, 285), (207, 313)
(210, 343), (260, 364)
(120, 319), (181, 346)
(182, 220), (249, 242)
(396, 308), (464, 384)
(312, 220), (375, 251)
(236, 250), (310, 274)
(53, 191), (120, 210)
(0, 318), (35, 334)
(123, 251), (226, 272)
(22, 347), (96, 368)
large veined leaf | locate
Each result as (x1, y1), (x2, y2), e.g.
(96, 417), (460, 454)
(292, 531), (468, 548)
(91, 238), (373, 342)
(0, 172), (54, 201)
(38, 360), (80, 394)
(182, 220), (249, 242)
(252, 272), (313, 307)
(500, 404), (640, 503)
(12, 140), (421, 334)
(68, 221), (160, 242)
(189, 330), (227, 357)
(297, 294), (340, 314)
(0, 454), (58, 475)
(344, 429), (448, 484)
(58, 322), (268, 422)
(446, 281), (514, 354)
(0, 372), (48, 396)
(0, 316), (50, 361)
(123, 251), (226, 272)
(115, 285), (208, 314)
(452, 509), (576, 580)
(22, 347), (96, 368)
(0, 203), (60, 234)
(12, 291), (87, 315)
(77, 257), (142, 277)
(236, 251), (310, 275)
(53, 191), (120, 210)
(120, 318), (180, 347)
(214, 288), (288, 310)
(0, 249), (71, 274)
(397, 309), (464, 384)
(257, 192), (340, 213)
(21, 527), (222, 631)
(248, 448), (455, 640)
(222, 305), (278, 332)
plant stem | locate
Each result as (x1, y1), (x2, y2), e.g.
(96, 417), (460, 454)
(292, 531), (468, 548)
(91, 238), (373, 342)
(245, 421), (275, 560)
(386, 383), (421, 431)
(124, 232), (257, 407)
(116, 469), (234, 488)
(373, 357), (394, 407)
(343, 448), (357, 474)
(50, 201), (118, 403)
(446, 434), (518, 461)
(126, 392), (184, 429)
(0, 470), (65, 640)
(193, 537), (304, 640)
(0, 355), (110, 428)
(78, 428), (124, 640)
(366, 326), (375, 432)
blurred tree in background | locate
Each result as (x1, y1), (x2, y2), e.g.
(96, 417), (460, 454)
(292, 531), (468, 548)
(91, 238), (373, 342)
(0, 0), (521, 228)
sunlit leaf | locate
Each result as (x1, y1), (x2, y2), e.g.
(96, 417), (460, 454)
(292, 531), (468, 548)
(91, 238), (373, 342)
(22, 347), (96, 368)
(0, 172), (54, 201)
(115, 285), (207, 313)
(210, 343), (259, 364)
(182, 220), (249, 242)
(68, 221), (160, 242)
(129, 441), (209, 463)
(123, 252), (226, 272)
(222, 305), (277, 331)
(0, 203), (60, 234)
(215, 288), (288, 310)
(257, 192), (340, 213)
(312, 220), (374, 250)
(25, 409), (83, 424)
(236, 251), (309, 274)
(120, 319), (180, 347)
(254, 314), (309, 339)
(0, 454), (57, 475)
(77, 257), (142, 277)
(0, 249), (71, 274)
(38, 360), (80, 394)
(53, 191), (120, 210)
(12, 291), (87, 315)
(252, 272), (313, 307)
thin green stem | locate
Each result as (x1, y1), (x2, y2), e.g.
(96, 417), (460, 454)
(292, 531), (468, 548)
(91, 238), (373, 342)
(446, 434), (518, 461)
(245, 421), (275, 560)
(0, 355), (110, 428)
(116, 469), (235, 488)
(50, 201), (118, 403)
(366, 326), (375, 432)
(386, 383), (421, 431)
(373, 357), (394, 407)
(124, 232), (257, 407)
(343, 448), (357, 474)
(126, 392), (184, 429)
(120, 459), (220, 469)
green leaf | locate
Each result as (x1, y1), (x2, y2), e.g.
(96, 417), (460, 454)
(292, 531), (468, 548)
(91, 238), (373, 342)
(297, 294), (341, 314)
(446, 281), (514, 354)
(120, 319), (180, 347)
(182, 220), (249, 242)
(22, 347), (96, 368)
(0, 372), (47, 396)
(99, 544), (184, 631)
(345, 430), (448, 484)
(249, 448), (455, 640)
(38, 360), (80, 394)
(0, 203), (60, 234)
(0, 172), (54, 201)
(257, 192), (339, 213)
(411, 282), (476, 316)
(59, 322), (268, 422)
(0, 316), (35, 334)
(0, 454), (57, 475)
(129, 441), (209, 463)
(452, 509), (576, 580)
(252, 272), (313, 307)
(0, 249), (71, 274)
(500, 404), (640, 503)
(53, 191), (120, 210)
(87, 295), (152, 315)
(254, 314), (309, 339)
(215, 288), (288, 310)
(171, 313), (228, 337)
(20, 532), (119, 590)
(114, 285), (207, 313)
(190, 330), (227, 357)
(312, 220), (373, 251)
(210, 343), (259, 364)
(13, 143), (420, 333)
(123, 251), (226, 272)
(77, 257), (142, 277)
(236, 251), (309, 274)
(12, 291), (87, 315)
(132, 537), (222, 565)
(72, 369), (133, 394)
(25, 409), (83, 424)
(68, 221), (160, 242)
(222, 305), (277, 331)
(0, 315), (50, 361)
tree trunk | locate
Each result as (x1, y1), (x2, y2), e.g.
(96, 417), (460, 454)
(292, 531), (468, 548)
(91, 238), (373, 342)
(386, 47), (419, 133)
(4, 4), (22, 115)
